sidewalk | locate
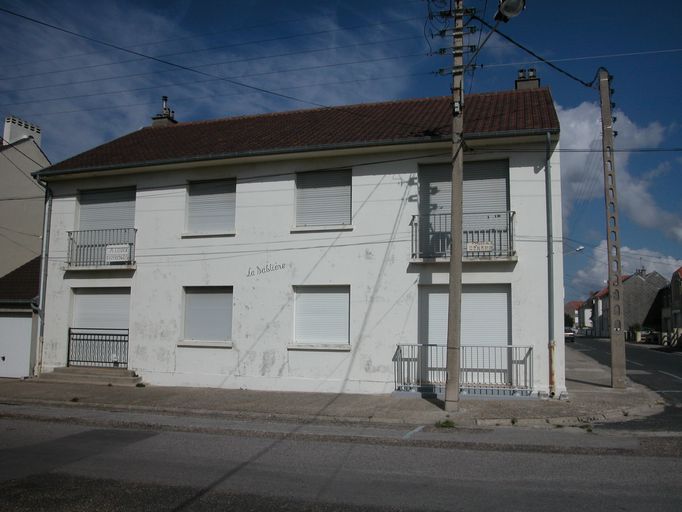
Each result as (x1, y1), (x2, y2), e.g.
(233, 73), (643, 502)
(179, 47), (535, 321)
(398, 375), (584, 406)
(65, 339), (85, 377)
(0, 344), (665, 428)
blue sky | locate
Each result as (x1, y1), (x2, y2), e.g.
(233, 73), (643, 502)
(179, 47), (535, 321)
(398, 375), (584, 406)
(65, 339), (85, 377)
(1, 0), (680, 301)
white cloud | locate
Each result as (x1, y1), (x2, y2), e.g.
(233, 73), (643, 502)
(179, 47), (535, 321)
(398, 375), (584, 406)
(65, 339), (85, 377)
(0, 3), (424, 163)
(556, 102), (681, 242)
(571, 240), (682, 296)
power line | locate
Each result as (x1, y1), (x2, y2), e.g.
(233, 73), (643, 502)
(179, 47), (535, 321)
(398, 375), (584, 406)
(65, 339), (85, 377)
(17, 70), (434, 118)
(471, 14), (596, 89)
(0, 38), (425, 109)
(0, 138), (46, 192)
(0, 14), (423, 84)
(0, 6), (359, 111)
(477, 47), (682, 71)
(0, 7), (438, 134)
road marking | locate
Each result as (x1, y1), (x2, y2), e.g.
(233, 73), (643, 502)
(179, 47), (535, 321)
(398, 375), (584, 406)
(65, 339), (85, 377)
(658, 370), (682, 381)
(403, 425), (424, 439)
(654, 390), (682, 393)
(626, 359), (644, 367)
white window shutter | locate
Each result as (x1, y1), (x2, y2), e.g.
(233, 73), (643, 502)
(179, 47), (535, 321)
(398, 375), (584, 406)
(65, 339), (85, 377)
(296, 171), (351, 226)
(72, 288), (131, 329)
(79, 189), (136, 230)
(295, 286), (350, 344)
(184, 288), (233, 341)
(187, 180), (236, 233)
(461, 284), (511, 346)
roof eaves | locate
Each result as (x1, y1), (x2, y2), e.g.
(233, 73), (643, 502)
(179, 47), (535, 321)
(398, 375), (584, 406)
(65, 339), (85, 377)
(465, 127), (560, 140)
(35, 136), (451, 179)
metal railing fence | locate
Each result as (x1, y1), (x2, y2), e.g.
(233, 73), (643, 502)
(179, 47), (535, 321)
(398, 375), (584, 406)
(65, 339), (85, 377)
(410, 211), (515, 259)
(67, 328), (129, 368)
(67, 228), (137, 267)
(393, 344), (533, 396)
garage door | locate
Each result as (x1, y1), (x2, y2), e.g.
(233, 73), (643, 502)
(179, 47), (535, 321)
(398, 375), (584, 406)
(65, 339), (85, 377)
(0, 312), (33, 378)
(419, 284), (511, 346)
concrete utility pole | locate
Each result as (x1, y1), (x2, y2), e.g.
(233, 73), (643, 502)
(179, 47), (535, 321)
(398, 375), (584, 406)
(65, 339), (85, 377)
(444, 0), (465, 410)
(598, 68), (627, 389)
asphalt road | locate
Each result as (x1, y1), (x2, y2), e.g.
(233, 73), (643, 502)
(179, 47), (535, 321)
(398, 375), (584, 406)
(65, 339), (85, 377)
(2, 416), (682, 511)
(571, 337), (682, 431)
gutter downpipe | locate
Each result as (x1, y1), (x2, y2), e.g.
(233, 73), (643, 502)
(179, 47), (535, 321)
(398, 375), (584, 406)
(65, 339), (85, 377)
(545, 131), (556, 398)
(35, 183), (52, 376)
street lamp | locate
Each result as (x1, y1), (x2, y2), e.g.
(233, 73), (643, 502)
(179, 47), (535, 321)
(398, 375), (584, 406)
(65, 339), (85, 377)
(494, 0), (526, 22)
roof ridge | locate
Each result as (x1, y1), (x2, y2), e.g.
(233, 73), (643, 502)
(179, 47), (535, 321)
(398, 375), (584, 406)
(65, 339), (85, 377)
(145, 95), (454, 130)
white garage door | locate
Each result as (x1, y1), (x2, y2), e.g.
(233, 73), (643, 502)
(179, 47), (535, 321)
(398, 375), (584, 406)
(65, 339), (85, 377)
(419, 284), (511, 346)
(72, 288), (130, 330)
(0, 313), (33, 378)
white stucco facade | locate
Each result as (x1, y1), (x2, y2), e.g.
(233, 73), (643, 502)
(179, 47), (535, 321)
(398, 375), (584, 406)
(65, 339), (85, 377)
(40, 138), (565, 396)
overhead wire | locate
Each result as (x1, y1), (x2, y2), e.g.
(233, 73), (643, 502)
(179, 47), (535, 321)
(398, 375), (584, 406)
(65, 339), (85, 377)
(0, 7), (443, 135)
(0, 14), (424, 83)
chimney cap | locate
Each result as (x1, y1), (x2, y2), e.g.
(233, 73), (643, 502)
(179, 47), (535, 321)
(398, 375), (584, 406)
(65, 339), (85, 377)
(151, 96), (177, 127)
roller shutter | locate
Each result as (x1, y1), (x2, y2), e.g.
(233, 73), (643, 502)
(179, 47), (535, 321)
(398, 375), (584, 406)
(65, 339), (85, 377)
(72, 288), (130, 330)
(295, 286), (350, 344)
(79, 189), (135, 230)
(296, 171), (351, 227)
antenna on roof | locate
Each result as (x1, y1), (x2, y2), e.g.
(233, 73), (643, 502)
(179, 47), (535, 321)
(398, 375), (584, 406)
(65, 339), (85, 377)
(151, 96), (178, 127)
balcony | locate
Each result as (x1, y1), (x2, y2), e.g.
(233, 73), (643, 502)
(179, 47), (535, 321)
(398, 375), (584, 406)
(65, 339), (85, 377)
(392, 344), (533, 397)
(410, 211), (515, 261)
(67, 228), (137, 268)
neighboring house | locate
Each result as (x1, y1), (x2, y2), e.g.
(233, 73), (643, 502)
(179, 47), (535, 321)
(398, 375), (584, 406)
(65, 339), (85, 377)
(564, 300), (582, 328)
(588, 269), (668, 338)
(35, 79), (566, 397)
(0, 257), (40, 378)
(578, 300), (593, 332)
(661, 267), (682, 345)
(0, 116), (50, 277)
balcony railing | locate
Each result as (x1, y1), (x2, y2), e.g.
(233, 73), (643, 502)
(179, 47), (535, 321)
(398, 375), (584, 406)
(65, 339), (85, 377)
(392, 344), (533, 396)
(410, 211), (515, 260)
(67, 228), (137, 267)
(67, 328), (129, 368)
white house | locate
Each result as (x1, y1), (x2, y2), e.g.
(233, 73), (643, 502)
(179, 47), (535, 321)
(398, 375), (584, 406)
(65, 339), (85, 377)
(35, 80), (565, 397)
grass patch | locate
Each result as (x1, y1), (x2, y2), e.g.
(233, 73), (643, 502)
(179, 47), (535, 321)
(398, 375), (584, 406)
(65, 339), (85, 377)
(435, 419), (456, 429)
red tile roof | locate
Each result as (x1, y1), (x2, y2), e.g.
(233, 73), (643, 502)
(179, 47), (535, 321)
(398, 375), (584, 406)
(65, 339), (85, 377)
(38, 88), (559, 178)
(674, 266), (682, 280)
(0, 256), (40, 303)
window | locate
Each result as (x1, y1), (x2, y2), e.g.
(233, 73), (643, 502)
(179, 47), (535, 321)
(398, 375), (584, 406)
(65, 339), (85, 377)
(295, 170), (351, 227)
(294, 286), (350, 345)
(186, 179), (236, 234)
(183, 287), (233, 342)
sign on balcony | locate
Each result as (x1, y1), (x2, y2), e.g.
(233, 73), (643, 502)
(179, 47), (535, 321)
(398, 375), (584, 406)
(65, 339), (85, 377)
(466, 241), (494, 252)
(105, 244), (131, 263)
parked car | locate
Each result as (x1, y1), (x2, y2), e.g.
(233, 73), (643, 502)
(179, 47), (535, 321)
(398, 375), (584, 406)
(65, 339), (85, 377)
(564, 327), (576, 342)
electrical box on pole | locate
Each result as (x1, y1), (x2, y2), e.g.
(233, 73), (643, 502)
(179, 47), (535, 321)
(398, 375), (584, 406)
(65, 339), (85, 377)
(598, 68), (627, 389)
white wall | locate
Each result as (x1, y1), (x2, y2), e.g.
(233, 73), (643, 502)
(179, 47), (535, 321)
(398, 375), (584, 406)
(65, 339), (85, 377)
(41, 141), (565, 395)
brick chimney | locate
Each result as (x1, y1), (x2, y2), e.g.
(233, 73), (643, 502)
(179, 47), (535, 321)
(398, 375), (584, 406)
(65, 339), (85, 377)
(515, 68), (540, 90)
(151, 96), (177, 127)
(3, 115), (42, 146)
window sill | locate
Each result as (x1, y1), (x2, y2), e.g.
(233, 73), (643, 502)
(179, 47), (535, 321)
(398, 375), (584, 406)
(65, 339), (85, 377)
(181, 231), (236, 239)
(177, 340), (233, 349)
(290, 225), (353, 234)
(287, 343), (351, 352)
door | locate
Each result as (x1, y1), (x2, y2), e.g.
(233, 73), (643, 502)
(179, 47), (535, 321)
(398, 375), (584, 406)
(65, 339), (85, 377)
(462, 161), (510, 256)
(70, 288), (131, 367)
(0, 312), (33, 378)
(76, 188), (136, 265)
(419, 284), (511, 386)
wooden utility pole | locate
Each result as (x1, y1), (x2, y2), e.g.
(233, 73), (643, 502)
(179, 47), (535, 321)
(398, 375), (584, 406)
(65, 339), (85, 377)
(598, 68), (627, 389)
(444, 0), (464, 410)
